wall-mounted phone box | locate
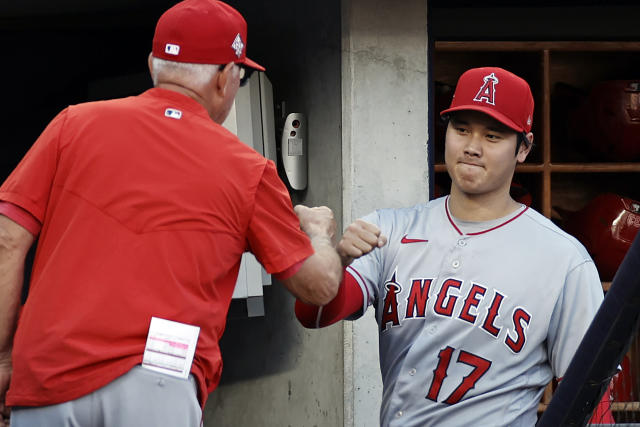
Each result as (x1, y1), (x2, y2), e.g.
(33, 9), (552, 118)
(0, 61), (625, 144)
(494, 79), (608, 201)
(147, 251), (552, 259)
(281, 113), (307, 191)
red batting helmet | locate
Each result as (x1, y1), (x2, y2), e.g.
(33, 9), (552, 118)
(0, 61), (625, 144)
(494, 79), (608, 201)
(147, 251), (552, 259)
(563, 193), (640, 281)
(569, 80), (640, 161)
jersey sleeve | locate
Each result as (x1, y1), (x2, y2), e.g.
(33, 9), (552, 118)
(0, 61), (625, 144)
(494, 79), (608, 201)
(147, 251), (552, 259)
(0, 201), (42, 236)
(245, 160), (314, 274)
(343, 209), (386, 319)
(0, 109), (67, 221)
(295, 270), (364, 328)
(547, 259), (604, 378)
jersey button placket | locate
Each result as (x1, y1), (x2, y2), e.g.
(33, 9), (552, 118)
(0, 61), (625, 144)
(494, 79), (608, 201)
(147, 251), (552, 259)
(451, 237), (467, 268)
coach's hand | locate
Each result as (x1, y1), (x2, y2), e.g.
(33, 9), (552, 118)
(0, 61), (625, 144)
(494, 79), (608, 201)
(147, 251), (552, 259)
(294, 205), (337, 243)
(288, 205), (341, 305)
(338, 220), (387, 267)
(0, 353), (11, 427)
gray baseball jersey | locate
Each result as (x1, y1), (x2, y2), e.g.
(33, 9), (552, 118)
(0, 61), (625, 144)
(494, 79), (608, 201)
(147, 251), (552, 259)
(346, 196), (604, 427)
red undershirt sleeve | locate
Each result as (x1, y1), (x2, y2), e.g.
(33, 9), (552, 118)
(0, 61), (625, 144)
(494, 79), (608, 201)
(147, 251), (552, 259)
(295, 270), (364, 328)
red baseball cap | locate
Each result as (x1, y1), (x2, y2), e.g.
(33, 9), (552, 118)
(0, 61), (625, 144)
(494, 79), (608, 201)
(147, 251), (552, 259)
(440, 67), (534, 133)
(152, 0), (265, 71)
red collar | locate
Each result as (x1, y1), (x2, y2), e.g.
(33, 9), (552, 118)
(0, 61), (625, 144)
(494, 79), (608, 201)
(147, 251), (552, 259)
(445, 195), (529, 236)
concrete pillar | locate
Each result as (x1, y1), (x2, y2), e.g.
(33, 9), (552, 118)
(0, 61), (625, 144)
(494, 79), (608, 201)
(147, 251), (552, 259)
(341, 0), (429, 425)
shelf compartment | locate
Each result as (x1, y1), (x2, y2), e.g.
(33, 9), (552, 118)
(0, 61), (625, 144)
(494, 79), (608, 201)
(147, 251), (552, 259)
(550, 163), (640, 173)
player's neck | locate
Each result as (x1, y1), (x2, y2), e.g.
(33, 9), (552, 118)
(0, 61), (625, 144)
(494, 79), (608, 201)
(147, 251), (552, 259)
(447, 188), (521, 222)
(155, 82), (210, 113)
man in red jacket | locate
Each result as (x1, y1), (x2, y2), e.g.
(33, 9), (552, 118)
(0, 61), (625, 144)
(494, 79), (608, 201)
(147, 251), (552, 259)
(0, 1), (342, 426)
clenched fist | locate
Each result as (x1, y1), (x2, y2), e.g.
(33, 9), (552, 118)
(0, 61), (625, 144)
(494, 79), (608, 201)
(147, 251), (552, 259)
(338, 219), (387, 267)
(294, 205), (337, 243)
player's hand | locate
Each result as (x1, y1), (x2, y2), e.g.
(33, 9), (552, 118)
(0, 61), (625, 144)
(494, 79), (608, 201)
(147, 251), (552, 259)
(0, 352), (11, 427)
(338, 219), (387, 267)
(294, 205), (337, 243)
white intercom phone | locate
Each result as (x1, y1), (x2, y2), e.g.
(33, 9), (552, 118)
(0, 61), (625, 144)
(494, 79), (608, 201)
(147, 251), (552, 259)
(280, 112), (307, 191)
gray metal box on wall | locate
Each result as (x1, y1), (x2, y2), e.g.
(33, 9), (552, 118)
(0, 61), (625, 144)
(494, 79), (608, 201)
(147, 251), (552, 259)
(222, 72), (276, 317)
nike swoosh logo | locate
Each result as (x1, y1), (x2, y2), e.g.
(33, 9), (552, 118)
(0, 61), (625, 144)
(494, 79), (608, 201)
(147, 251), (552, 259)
(401, 235), (429, 244)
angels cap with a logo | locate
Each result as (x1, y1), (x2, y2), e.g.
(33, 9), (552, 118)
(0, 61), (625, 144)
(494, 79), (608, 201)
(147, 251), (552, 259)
(152, 0), (265, 71)
(440, 67), (534, 133)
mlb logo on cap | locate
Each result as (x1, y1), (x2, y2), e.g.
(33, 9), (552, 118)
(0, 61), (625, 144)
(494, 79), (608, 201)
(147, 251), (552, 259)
(440, 67), (534, 133)
(165, 44), (180, 56)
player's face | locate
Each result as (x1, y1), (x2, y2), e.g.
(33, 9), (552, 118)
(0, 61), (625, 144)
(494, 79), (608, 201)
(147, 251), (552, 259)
(444, 111), (530, 199)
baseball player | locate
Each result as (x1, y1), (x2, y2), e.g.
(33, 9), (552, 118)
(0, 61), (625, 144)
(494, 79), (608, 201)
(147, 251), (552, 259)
(296, 67), (613, 426)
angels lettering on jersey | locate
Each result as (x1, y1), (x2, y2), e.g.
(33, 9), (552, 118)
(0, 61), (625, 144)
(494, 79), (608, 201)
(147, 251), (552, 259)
(379, 269), (531, 354)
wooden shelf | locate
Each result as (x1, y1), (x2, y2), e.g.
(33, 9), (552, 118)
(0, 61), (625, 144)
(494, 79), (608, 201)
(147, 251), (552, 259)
(434, 163), (640, 173)
(435, 41), (640, 52)
(612, 402), (640, 412)
(538, 402), (640, 413)
(549, 163), (640, 173)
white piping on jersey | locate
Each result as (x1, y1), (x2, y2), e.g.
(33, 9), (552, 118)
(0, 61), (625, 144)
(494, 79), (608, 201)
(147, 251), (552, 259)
(315, 306), (324, 329)
(444, 195), (529, 236)
(347, 265), (372, 315)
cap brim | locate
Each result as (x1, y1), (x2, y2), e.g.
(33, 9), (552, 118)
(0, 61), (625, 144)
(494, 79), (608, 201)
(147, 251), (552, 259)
(240, 56), (265, 72)
(440, 105), (524, 133)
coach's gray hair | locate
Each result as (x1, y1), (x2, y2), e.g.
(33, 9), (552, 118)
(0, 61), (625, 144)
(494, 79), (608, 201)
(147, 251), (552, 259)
(151, 57), (220, 88)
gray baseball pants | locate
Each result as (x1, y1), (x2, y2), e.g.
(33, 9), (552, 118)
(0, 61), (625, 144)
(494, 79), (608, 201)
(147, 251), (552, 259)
(10, 365), (202, 427)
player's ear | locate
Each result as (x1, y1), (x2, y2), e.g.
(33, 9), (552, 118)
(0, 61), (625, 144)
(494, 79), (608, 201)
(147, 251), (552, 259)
(517, 132), (533, 163)
(213, 62), (235, 98)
